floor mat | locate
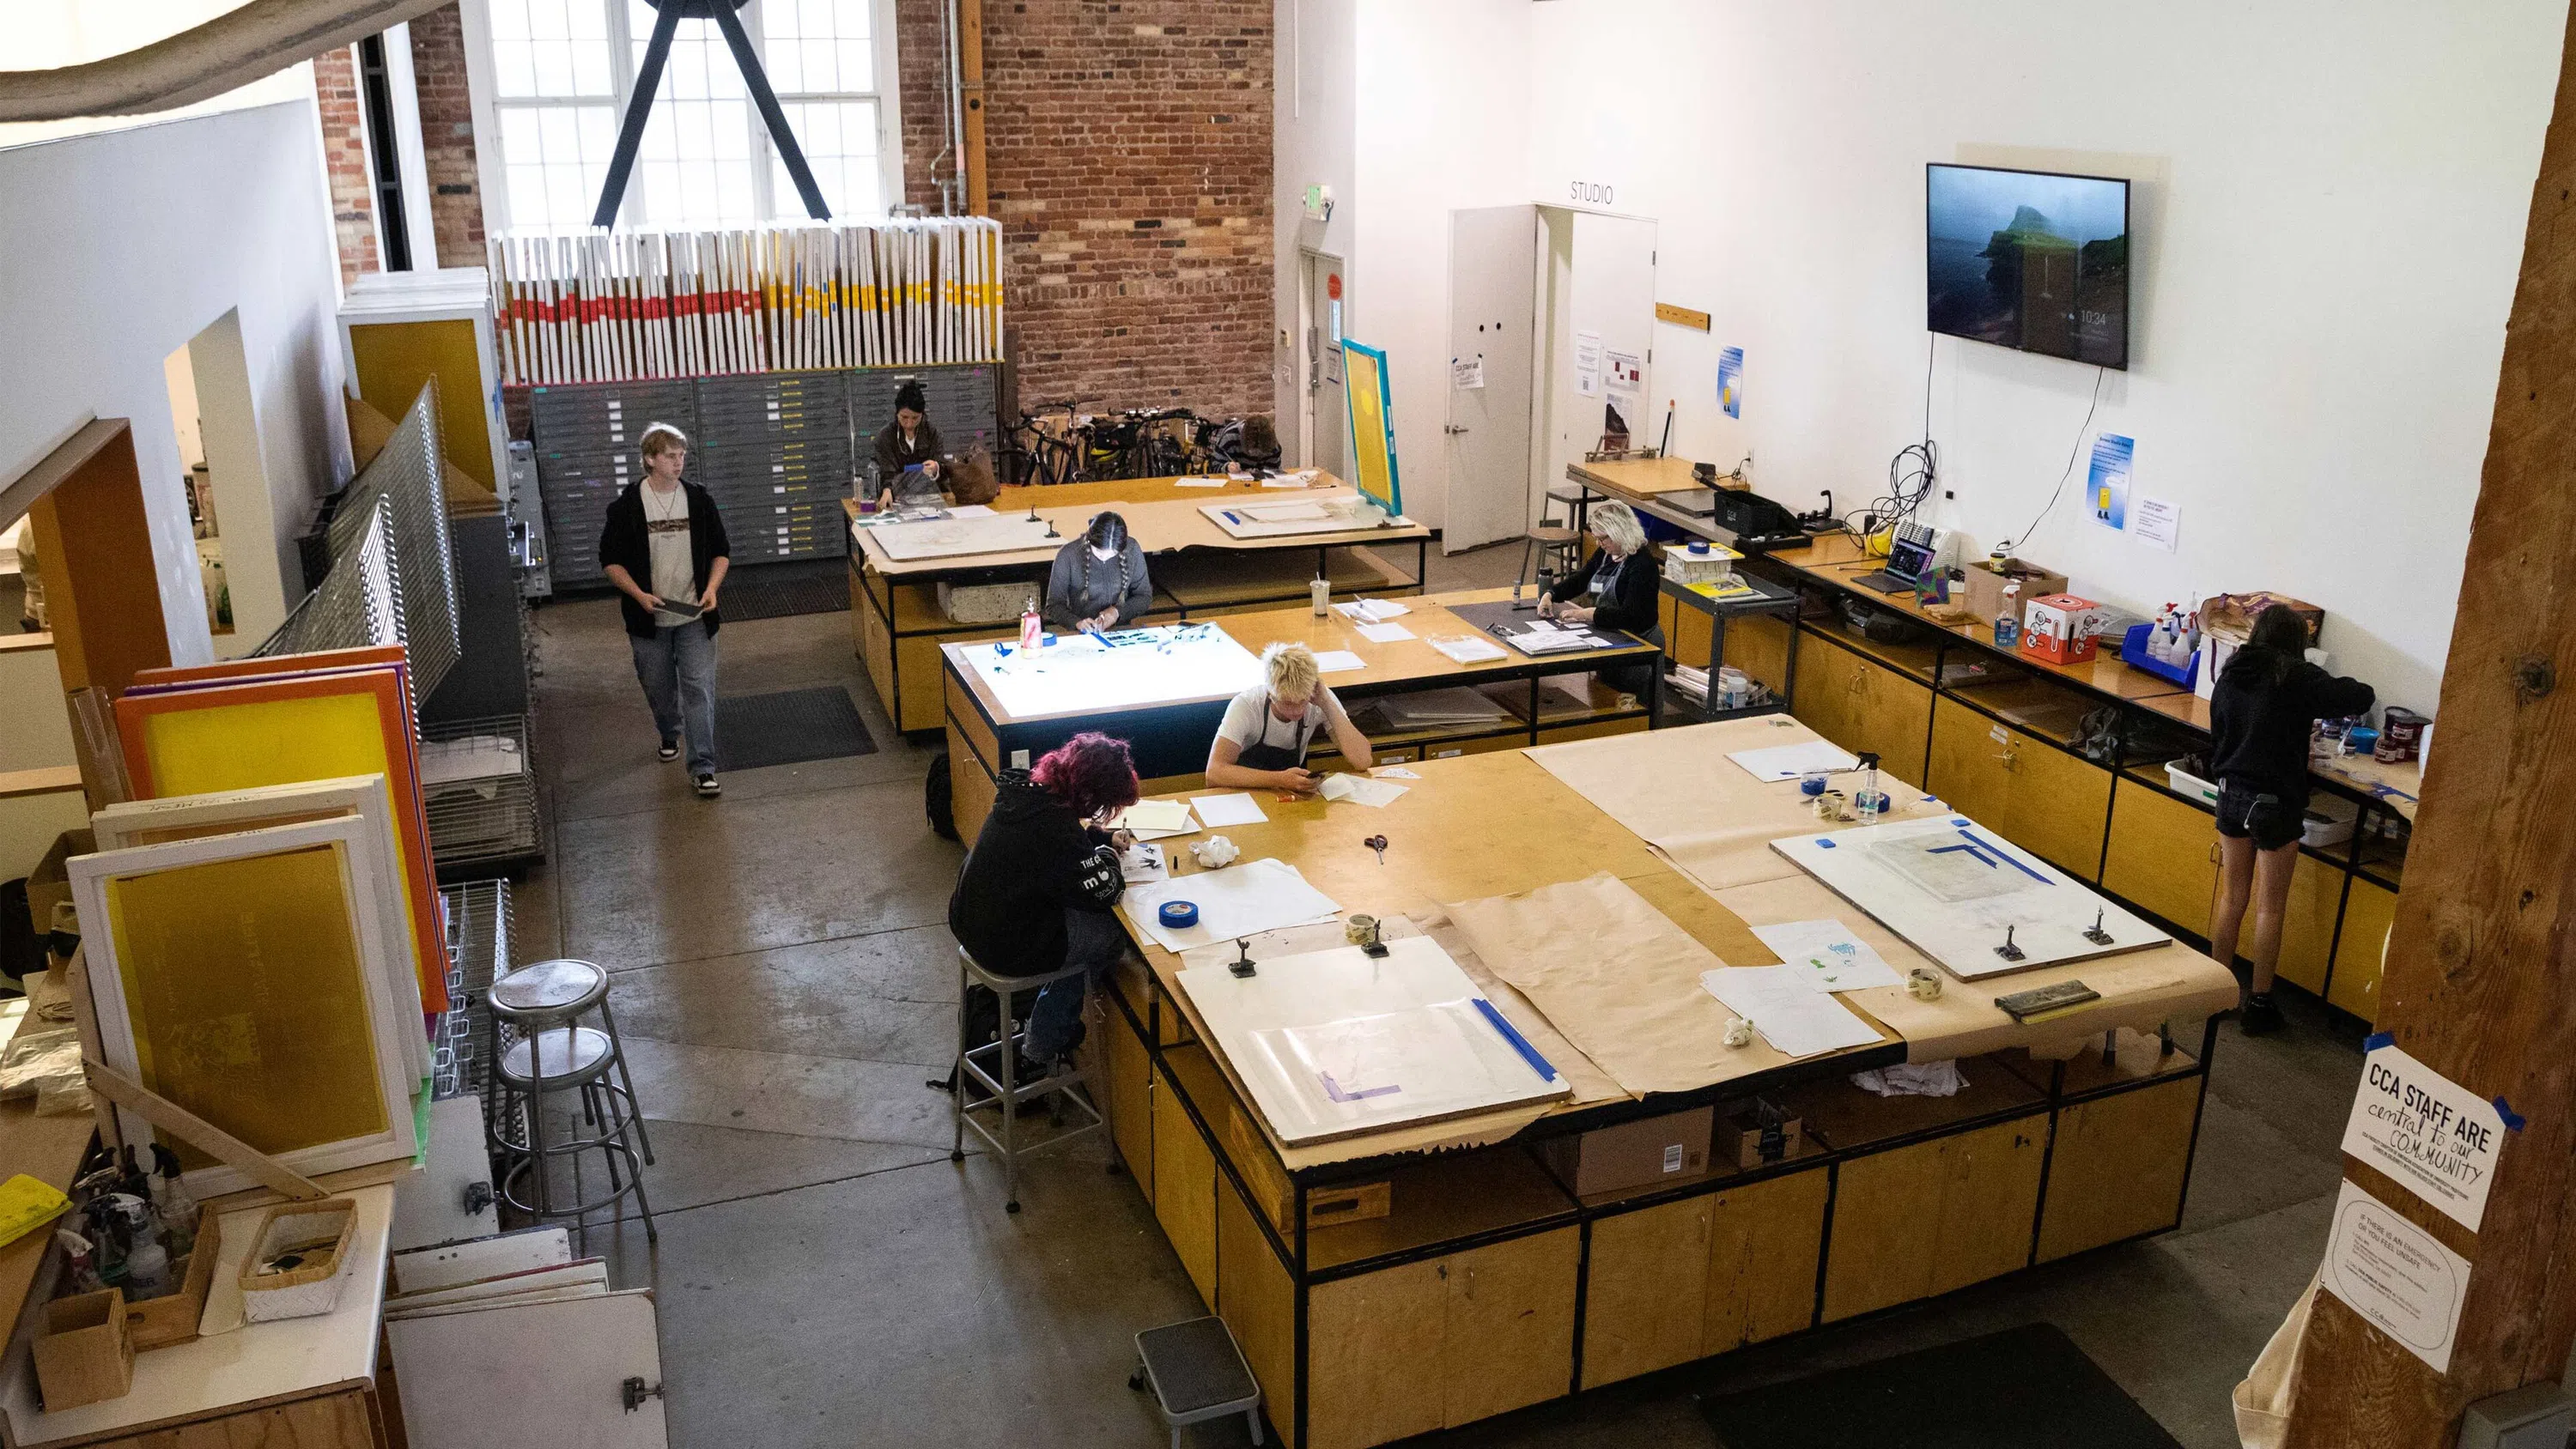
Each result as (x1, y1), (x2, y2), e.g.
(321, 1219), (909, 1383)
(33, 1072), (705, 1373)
(715, 687), (878, 771)
(716, 560), (850, 621)
(1698, 1324), (2180, 1449)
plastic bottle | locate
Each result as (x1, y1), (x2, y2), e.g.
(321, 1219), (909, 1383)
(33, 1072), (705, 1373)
(1019, 593), (1042, 650)
(1994, 580), (2023, 649)
(54, 1229), (101, 1296)
(1310, 575), (1330, 615)
(150, 1144), (197, 1258)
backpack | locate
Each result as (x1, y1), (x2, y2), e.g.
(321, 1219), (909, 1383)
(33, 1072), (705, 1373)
(925, 750), (958, 840)
(0, 879), (39, 987)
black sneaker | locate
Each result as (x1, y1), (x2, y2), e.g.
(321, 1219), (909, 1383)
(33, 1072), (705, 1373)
(695, 773), (722, 797)
(658, 739), (680, 762)
(2240, 993), (2284, 1037)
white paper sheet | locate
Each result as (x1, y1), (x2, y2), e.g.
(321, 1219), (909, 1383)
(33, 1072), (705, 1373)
(1113, 798), (1197, 834)
(1725, 740), (1860, 784)
(1429, 634), (1509, 664)
(1121, 842), (1169, 882)
(1335, 598), (1411, 623)
(1189, 792), (1270, 827)
(950, 505), (996, 517)
(1356, 622), (1416, 644)
(1124, 858), (1343, 952)
(1698, 965), (1884, 1058)
(1749, 919), (1905, 992)
(1314, 650), (1365, 673)
(1176, 477), (1229, 488)
(1371, 766), (1421, 779)
(1319, 773), (1409, 808)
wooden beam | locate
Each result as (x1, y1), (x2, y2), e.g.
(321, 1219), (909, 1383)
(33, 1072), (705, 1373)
(0, 765), (82, 800)
(960, 0), (987, 215)
(2284, 12), (2576, 1445)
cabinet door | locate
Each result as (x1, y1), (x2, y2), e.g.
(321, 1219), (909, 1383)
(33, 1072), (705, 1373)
(2037, 1077), (2202, 1262)
(1104, 1002), (1153, 1194)
(1824, 1115), (2048, 1321)
(1308, 1261), (1447, 1449)
(1792, 631), (1871, 758)
(1929, 701), (2109, 880)
(2330, 878), (2397, 1021)
(2102, 779), (2220, 937)
(1925, 1116), (2050, 1297)
(1217, 1178), (1297, 1446)
(1704, 1167), (1830, 1351)
(1151, 1064), (1218, 1306)
(1443, 1228), (1580, 1428)
(2275, 852), (2346, 995)
(1856, 667), (1934, 788)
(1582, 1197), (1713, 1387)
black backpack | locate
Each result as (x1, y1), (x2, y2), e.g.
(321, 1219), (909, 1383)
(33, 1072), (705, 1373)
(0, 880), (39, 988)
(924, 750), (958, 840)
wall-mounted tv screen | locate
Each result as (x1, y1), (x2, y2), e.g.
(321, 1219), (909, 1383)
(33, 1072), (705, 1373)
(1927, 163), (2129, 369)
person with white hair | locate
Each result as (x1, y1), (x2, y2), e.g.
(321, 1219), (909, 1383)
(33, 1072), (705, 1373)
(1204, 641), (1374, 794)
(1540, 499), (1666, 697)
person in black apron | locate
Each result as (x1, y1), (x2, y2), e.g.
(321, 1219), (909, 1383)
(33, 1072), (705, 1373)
(1540, 500), (1665, 698)
(1205, 642), (1375, 794)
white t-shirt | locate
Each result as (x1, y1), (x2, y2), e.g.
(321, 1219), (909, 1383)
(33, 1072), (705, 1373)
(641, 482), (695, 627)
(1216, 685), (1340, 765)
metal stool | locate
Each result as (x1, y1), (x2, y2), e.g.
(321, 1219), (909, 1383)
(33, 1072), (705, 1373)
(951, 946), (1103, 1213)
(1517, 524), (1583, 599)
(1129, 1316), (1264, 1448)
(487, 958), (657, 1242)
(1544, 479), (1593, 535)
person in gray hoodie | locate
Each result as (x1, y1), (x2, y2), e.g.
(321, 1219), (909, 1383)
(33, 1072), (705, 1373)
(1044, 511), (1153, 634)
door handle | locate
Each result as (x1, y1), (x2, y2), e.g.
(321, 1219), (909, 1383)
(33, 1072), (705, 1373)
(1443, 423), (1469, 435)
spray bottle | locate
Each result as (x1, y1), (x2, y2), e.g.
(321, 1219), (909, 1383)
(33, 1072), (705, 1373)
(150, 1144), (197, 1258)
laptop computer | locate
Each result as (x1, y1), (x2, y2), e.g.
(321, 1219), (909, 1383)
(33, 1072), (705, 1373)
(1852, 524), (1939, 594)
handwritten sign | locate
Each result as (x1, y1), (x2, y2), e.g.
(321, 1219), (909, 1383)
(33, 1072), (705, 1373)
(2340, 1037), (2509, 1232)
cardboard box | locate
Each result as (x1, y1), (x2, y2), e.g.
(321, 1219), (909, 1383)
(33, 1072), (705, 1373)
(1541, 1106), (1712, 1197)
(1713, 1103), (1806, 1171)
(25, 828), (92, 942)
(2020, 593), (2105, 666)
(33, 1288), (132, 1410)
(2196, 591), (2326, 700)
(1959, 557), (2068, 624)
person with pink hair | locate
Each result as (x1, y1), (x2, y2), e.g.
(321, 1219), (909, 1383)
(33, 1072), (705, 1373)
(946, 732), (1143, 1070)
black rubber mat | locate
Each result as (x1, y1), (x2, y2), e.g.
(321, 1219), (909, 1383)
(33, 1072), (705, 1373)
(1700, 1324), (2180, 1449)
(714, 687), (878, 771)
(715, 560), (850, 621)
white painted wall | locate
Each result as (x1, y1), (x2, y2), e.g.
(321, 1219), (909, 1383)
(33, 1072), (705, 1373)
(1322, 0), (2565, 711)
(1274, 0), (1358, 458)
(0, 101), (354, 668)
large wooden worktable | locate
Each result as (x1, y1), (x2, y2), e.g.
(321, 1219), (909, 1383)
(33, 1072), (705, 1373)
(1091, 721), (2235, 1449)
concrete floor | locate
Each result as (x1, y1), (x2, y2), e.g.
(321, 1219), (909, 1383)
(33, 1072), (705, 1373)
(507, 541), (2359, 1449)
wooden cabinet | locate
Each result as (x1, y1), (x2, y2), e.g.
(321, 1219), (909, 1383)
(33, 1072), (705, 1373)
(2275, 851), (2348, 995)
(1926, 700), (2111, 880)
(1216, 1179), (1296, 1445)
(1580, 1167), (1828, 1387)
(1104, 1002), (1154, 1195)
(1151, 1062), (1218, 1306)
(76, 1391), (383, 1449)
(1822, 1114), (2048, 1322)
(1792, 632), (1931, 785)
(1306, 1228), (1579, 1449)
(2330, 878), (2397, 1022)
(2101, 778), (2219, 937)
(2037, 1078), (2202, 1262)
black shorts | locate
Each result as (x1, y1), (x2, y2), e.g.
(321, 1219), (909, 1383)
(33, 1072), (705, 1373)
(2215, 780), (2304, 852)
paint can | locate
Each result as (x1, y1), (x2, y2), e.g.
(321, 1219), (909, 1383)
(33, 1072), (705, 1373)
(2376, 707), (2427, 762)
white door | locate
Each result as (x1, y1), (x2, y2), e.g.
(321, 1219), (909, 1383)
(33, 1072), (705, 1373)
(1303, 252), (1347, 479)
(1537, 210), (1657, 524)
(391, 1289), (670, 1448)
(1443, 206), (1538, 553)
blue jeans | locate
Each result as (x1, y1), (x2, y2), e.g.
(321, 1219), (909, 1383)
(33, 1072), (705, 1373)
(1023, 908), (1129, 1062)
(629, 620), (719, 775)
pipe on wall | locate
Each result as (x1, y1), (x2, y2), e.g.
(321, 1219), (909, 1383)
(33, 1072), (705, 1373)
(0, 0), (451, 123)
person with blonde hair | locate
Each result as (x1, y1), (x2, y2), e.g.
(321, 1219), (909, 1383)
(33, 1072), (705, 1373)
(599, 421), (732, 797)
(1205, 641), (1373, 794)
(1540, 499), (1665, 697)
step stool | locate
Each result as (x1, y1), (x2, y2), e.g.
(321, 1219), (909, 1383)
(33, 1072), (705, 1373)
(1128, 1316), (1263, 1448)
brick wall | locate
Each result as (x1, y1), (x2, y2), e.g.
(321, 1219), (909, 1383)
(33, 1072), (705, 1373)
(410, 5), (485, 268)
(313, 44), (379, 284)
(897, 0), (1275, 420)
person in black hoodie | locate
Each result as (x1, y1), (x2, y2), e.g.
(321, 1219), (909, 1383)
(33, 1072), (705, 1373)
(1540, 500), (1665, 697)
(598, 423), (731, 798)
(948, 731), (1142, 1068)
(2207, 604), (2374, 1035)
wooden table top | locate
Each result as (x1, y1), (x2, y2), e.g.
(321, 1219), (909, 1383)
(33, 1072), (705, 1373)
(1568, 454), (1746, 497)
(850, 486), (1431, 579)
(0, 1097), (94, 1369)
(945, 585), (1656, 729)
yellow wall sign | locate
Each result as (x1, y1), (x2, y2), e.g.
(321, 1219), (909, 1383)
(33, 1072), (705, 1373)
(1341, 341), (1401, 516)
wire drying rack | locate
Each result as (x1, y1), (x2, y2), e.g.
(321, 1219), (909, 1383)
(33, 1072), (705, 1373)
(420, 713), (544, 875)
(434, 878), (513, 1103)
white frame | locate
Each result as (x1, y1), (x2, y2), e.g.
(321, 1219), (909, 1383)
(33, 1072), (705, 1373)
(70, 815), (423, 1197)
(458, 0), (908, 234)
(88, 775), (434, 1084)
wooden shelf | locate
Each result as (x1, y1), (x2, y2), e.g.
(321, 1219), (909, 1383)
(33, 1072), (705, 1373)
(1306, 1145), (1577, 1272)
(1796, 616), (1942, 683)
(1946, 676), (2095, 746)
(1564, 1137), (1832, 1211)
(1994, 1036), (2202, 1099)
(1772, 1054), (2047, 1154)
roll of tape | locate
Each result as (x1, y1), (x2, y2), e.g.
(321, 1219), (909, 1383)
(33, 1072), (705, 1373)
(1158, 900), (1200, 929)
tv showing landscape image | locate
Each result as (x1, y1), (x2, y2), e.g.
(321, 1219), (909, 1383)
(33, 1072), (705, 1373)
(1927, 163), (2129, 368)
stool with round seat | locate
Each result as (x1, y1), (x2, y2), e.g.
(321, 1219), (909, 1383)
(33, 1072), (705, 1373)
(485, 957), (657, 1243)
(951, 945), (1104, 1213)
(1517, 524), (1583, 600)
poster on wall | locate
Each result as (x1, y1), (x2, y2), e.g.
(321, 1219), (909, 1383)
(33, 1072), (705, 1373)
(1451, 355), (1485, 391)
(2088, 433), (2136, 530)
(2340, 1034), (2512, 1234)
(1575, 330), (1603, 397)
(1716, 346), (1744, 419)
(2320, 1180), (2471, 1374)
(2132, 495), (2181, 552)
(1604, 350), (1645, 446)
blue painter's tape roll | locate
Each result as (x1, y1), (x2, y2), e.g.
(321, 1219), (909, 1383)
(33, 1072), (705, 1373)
(1158, 900), (1200, 929)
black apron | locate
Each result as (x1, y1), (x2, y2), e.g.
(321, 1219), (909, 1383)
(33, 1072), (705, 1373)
(1586, 555), (1667, 649)
(1234, 694), (1318, 771)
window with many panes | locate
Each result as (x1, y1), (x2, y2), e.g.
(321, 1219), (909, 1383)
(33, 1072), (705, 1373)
(465, 0), (899, 232)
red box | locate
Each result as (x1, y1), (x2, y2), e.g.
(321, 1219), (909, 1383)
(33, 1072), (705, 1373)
(2020, 593), (2105, 666)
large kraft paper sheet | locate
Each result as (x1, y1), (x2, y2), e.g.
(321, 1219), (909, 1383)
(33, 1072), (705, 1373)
(1445, 872), (1889, 1096)
(1528, 718), (1948, 890)
(1713, 874), (2240, 1061)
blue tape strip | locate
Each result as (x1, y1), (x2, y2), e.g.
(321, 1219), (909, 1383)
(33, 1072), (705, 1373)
(2496, 1096), (2527, 1131)
(2364, 1030), (2395, 1051)
(1473, 997), (1557, 1083)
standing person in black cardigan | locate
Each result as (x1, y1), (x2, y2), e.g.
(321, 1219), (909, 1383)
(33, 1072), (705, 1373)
(872, 379), (946, 510)
(1540, 500), (1665, 697)
(2207, 603), (2374, 1035)
(599, 422), (732, 798)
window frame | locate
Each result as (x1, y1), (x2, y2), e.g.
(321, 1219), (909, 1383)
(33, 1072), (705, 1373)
(457, 0), (906, 234)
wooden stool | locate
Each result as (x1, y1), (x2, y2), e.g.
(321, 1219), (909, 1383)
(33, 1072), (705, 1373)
(1518, 524), (1583, 598)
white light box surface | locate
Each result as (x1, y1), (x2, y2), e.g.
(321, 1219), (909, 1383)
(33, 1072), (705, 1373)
(959, 622), (1262, 719)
